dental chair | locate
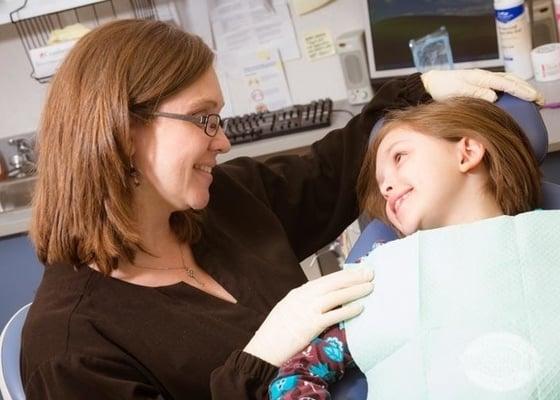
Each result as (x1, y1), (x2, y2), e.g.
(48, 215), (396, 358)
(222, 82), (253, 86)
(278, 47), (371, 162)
(330, 93), (560, 400)
(0, 304), (29, 400)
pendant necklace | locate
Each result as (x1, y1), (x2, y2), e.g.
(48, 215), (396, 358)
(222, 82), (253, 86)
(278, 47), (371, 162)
(130, 243), (205, 287)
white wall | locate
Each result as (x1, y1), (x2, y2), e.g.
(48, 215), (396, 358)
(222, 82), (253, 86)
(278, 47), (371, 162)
(0, 0), (367, 139)
(281, 0), (366, 104)
(0, 22), (48, 139)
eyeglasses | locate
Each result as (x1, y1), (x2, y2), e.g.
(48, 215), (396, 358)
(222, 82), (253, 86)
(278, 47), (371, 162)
(152, 111), (227, 137)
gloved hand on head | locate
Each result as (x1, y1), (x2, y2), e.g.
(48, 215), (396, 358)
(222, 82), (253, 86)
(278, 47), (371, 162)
(421, 69), (545, 105)
(243, 267), (374, 367)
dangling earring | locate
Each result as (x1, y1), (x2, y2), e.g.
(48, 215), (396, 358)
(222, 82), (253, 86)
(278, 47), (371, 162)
(129, 161), (140, 187)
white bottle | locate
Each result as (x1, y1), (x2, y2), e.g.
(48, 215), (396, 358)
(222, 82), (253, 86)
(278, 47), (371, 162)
(494, 0), (534, 79)
(554, 0), (560, 40)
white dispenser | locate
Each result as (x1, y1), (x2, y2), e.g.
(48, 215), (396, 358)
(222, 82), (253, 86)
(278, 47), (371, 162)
(494, 0), (534, 79)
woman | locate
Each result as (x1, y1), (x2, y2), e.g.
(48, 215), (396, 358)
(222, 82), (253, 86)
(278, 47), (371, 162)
(21, 19), (542, 399)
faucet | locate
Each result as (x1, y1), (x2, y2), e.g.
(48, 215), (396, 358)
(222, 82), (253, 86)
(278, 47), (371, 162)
(7, 137), (36, 179)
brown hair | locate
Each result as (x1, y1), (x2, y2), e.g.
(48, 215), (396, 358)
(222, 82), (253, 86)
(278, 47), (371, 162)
(357, 97), (542, 224)
(30, 19), (214, 274)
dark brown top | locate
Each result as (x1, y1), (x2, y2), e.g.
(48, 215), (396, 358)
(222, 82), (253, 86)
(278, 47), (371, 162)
(21, 74), (429, 400)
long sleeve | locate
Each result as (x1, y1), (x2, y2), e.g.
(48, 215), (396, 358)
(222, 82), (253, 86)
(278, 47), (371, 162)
(25, 355), (166, 400)
(268, 326), (352, 400)
(210, 350), (279, 400)
(25, 351), (278, 400)
(214, 74), (430, 261)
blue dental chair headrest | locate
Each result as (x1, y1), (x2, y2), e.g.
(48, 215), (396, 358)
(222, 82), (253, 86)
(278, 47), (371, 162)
(330, 94), (560, 400)
(495, 94), (548, 163)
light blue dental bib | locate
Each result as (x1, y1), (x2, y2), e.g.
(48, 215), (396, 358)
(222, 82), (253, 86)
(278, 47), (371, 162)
(344, 210), (560, 399)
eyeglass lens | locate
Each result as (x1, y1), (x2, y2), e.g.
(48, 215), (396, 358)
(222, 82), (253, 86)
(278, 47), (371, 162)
(205, 114), (222, 136)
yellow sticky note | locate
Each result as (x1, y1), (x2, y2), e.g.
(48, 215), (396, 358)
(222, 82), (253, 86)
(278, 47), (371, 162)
(303, 30), (335, 61)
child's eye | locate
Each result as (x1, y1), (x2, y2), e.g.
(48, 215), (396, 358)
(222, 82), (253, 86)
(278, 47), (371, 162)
(394, 152), (405, 163)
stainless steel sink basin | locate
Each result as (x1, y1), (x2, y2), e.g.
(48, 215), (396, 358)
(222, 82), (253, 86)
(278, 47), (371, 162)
(0, 176), (36, 213)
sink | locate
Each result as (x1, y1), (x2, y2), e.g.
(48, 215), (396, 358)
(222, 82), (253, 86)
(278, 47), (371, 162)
(0, 176), (36, 213)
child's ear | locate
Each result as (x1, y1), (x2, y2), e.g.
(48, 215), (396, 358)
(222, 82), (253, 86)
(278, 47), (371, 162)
(456, 137), (486, 173)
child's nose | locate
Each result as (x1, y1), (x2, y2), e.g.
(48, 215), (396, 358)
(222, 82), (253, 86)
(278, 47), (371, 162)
(381, 183), (393, 199)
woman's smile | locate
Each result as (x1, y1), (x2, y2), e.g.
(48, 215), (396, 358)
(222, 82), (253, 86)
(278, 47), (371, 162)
(193, 163), (214, 175)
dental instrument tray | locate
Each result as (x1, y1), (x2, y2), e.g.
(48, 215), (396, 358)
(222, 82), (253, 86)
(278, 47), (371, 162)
(224, 98), (333, 145)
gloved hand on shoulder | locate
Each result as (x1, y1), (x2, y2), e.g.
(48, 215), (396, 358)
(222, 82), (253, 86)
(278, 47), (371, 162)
(421, 69), (544, 105)
(243, 267), (374, 367)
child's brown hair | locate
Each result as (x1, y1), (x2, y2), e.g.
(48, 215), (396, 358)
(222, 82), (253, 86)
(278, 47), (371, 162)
(357, 97), (542, 224)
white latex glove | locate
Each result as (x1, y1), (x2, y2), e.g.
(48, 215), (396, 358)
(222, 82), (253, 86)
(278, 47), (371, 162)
(244, 267), (374, 367)
(421, 69), (544, 105)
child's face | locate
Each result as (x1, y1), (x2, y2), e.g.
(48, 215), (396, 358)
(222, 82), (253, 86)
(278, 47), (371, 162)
(375, 127), (466, 235)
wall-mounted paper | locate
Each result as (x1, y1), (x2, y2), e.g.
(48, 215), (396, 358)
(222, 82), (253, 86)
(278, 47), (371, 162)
(217, 48), (293, 115)
(210, 0), (300, 61)
(302, 29), (335, 61)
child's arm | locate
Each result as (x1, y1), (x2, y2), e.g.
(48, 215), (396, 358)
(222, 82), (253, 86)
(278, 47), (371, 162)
(268, 325), (353, 400)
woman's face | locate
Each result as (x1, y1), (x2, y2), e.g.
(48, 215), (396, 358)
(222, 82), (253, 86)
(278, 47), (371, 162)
(375, 126), (465, 235)
(133, 67), (231, 211)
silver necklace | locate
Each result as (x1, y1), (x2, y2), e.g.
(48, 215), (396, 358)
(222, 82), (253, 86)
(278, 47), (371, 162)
(130, 244), (206, 287)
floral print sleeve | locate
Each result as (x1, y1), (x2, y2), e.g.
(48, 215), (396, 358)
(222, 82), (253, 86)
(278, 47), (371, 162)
(268, 325), (353, 400)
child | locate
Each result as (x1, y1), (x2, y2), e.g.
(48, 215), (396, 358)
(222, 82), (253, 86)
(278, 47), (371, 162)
(268, 97), (542, 400)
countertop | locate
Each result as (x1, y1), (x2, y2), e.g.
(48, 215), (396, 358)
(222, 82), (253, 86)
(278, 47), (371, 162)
(0, 207), (31, 238)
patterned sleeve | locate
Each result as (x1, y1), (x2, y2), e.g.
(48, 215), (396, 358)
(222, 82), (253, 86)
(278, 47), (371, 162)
(268, 325), (353, 400)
